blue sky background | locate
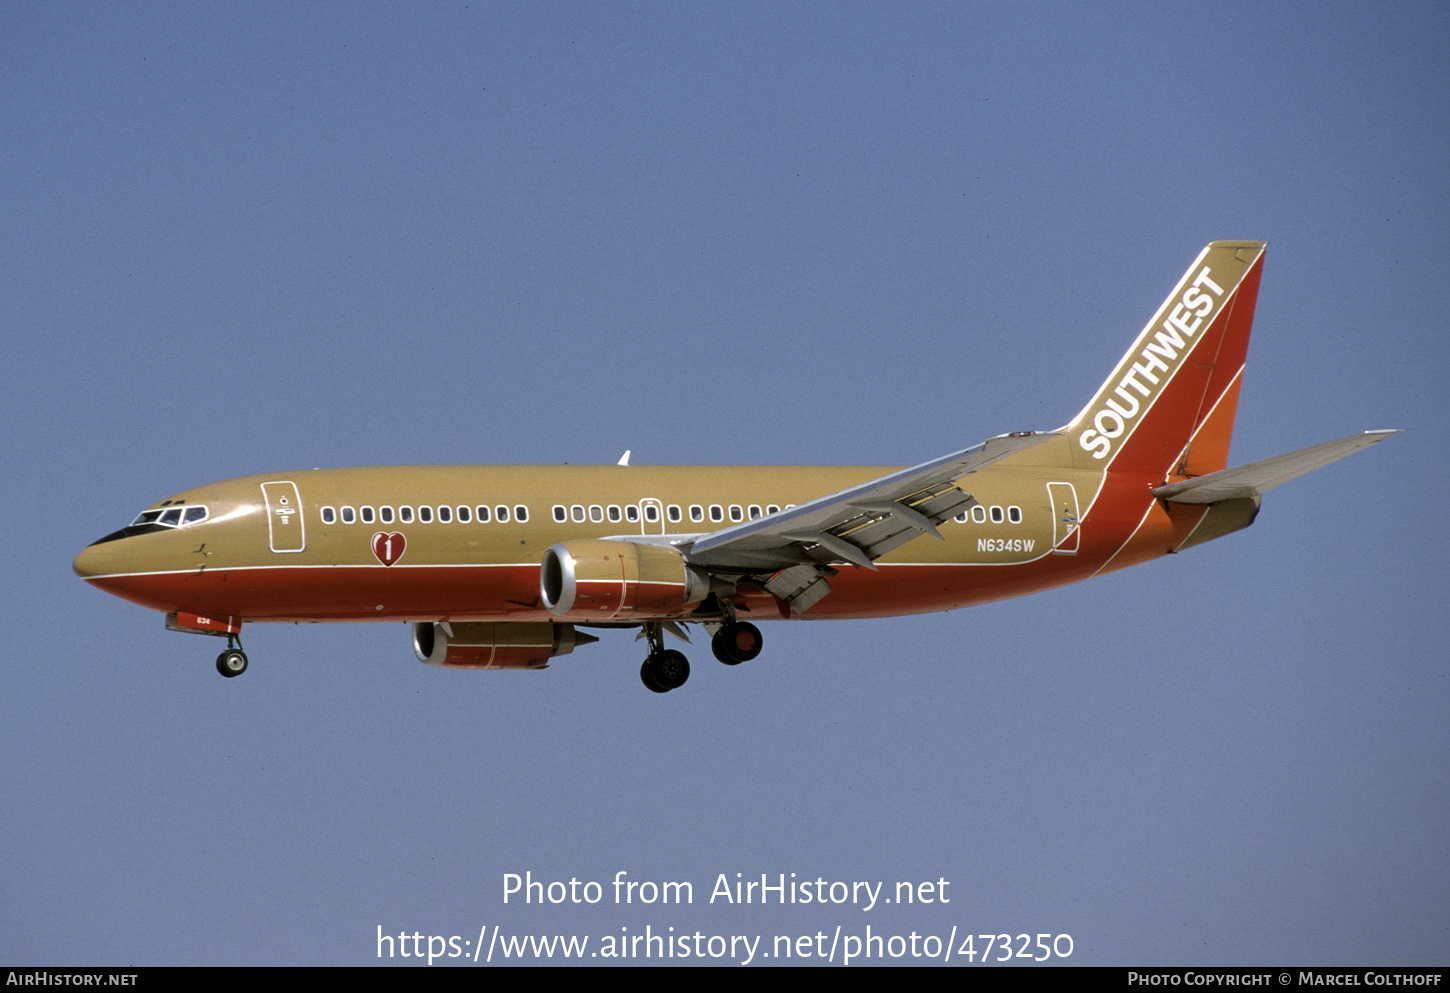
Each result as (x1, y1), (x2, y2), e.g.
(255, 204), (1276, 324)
(3, 1), (1446, 966)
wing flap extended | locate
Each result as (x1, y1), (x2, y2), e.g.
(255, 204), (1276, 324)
(686, 432), (1059, 576)
(1152, 430), (1400, 504)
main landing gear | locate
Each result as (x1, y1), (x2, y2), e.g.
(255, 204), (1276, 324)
(215, 634), (248, 678)
(638, 622), (690, 692)
(637, 618), (765, 692)
(640, 649), (690, 693)
(711, 621), (763, 665)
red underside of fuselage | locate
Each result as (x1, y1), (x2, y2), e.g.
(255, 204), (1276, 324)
(86, 559), (1097, 623)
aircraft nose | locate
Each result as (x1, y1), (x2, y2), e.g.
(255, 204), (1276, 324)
(74, 532), (181, 614)
(73, 542), (103, 580)
(73, 539), (122, 581)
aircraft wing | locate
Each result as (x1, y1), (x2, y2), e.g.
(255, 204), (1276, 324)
(1152, 430), (1401, 505)
(683, 432), (1060, 611)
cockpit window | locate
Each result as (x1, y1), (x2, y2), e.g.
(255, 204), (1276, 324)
(129, 505), (208, 529)
(93, 504), (209, 546)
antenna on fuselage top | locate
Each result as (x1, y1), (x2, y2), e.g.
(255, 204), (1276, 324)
(617, 450), (631, 466)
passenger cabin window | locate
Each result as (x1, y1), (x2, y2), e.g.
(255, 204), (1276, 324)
(515, 505), (528, 523)
(766, 504), (780, 515)
(971, 506), (987, 524)
(667, 505), (682, 523)
(625, 505), (639, 523)
(689, 505), (704, 523)
(990, 506), (1004, 523)
(321, 507), (336, 524)
(380, 506), (394, 523)
(400, 506), (414, 523)
(457, 506), (471, 523)
(710, 505), (724, 523)
(589, 505), (604, 523)
(607, 505), (621, 523)
(361, 506), (375, 523)
(1008, 506), (1022, 524)
(438, 506), (451, 523)
(419, 506), (433, 523)
(496, 505), (509, 523)
(476, 505), (490, 523)
(729, 505), (743, 522)
(748, 505), (762, 520)
(644, 504), (659, 523)
(341, 506), (356, 524)
(571, 505), (585, 523)
(553, 505), (567, 523)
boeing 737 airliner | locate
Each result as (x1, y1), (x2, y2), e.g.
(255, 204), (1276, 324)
(73, 242), (1397, 692)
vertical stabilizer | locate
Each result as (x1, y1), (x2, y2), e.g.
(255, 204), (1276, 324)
(1066, 241), (1266, 476)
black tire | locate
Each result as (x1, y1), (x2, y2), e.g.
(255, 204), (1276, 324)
(640, 658), (669, 693)
(216, 649), (248, 678)
(646, 649), (690, 691)
(712, 621), (763, 665)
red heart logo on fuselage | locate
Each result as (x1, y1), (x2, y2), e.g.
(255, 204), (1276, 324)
(372, 531), (406, 566)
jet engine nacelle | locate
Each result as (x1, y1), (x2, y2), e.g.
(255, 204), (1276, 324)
(412, 621), (595, 670)
(540, 539), (708, 621)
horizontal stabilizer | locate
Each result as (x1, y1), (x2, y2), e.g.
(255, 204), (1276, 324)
(1152, 430), (1400, 504)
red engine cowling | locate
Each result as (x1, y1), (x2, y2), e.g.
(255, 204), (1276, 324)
(539, 539), (708, 621)
(412, 621), (595, 670)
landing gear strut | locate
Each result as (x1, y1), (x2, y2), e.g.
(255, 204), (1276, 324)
(639, 623), (690, 692)
(215, 634), (248, 678)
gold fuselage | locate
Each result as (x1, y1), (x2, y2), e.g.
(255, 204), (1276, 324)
(72, 452), (1239, 627)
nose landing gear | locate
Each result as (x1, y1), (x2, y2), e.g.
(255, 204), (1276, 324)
(215, 634), (248, 678)
(216, 649), (248, 677)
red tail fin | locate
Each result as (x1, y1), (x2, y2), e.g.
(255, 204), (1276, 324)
(1065, 241), (1266, 476)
